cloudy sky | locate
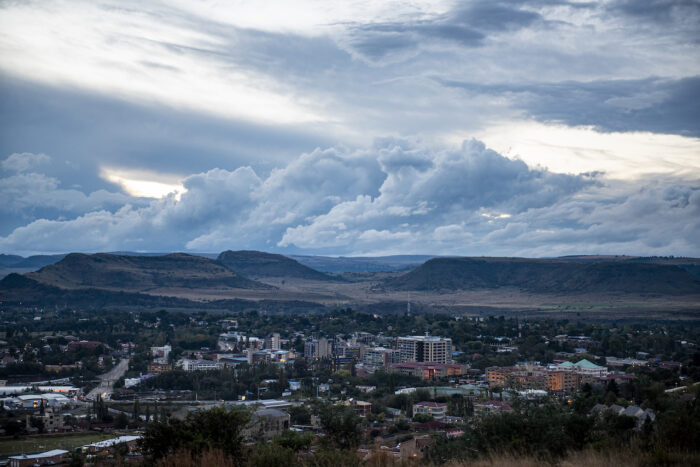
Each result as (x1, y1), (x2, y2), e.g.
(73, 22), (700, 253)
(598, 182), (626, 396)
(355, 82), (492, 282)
(0, 0), (698, 257)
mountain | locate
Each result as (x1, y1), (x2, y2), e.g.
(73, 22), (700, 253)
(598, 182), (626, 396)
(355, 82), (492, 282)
(0, 273), (201, 308)
(0, 254), (24, 268)
(386, 257), (700, 295)
(290, 254), (436, 273)
(0, 273), (322, 312)
(0, 254), (65, 269)
(26, 252), (270, 291)
(217, 250), (336, 280)
(12, 254), (67, 269)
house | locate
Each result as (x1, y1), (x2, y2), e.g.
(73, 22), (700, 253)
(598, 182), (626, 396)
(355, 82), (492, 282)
(349, 400), (372, 417)
(9, 449), (68, 467)
(27, 407), (64, 432)
(245, 408), (290, 440)
(474, 401), (513, 416)
(399, 435), (433, 460)
(413, 401), (447, 421)
(82, 435), (142, 454)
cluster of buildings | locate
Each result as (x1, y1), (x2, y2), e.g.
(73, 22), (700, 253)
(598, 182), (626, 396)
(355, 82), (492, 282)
(303, 333), (467, 381)
(8, 435), (142, 466)
(164, 331), (466, 382)
(486, 359), (611, 392)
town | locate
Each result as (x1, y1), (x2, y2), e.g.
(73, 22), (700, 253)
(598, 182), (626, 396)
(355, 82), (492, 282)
(0, 307), (698, 465)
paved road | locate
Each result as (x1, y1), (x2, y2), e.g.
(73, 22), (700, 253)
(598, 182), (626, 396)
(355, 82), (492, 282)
(86, 358), (130, 401)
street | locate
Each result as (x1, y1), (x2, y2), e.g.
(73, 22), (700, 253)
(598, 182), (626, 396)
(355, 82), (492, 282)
(86, 358), (130, 401)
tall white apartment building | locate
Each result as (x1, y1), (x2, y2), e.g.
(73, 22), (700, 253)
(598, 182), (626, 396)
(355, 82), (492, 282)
(397, 335), (452, 364)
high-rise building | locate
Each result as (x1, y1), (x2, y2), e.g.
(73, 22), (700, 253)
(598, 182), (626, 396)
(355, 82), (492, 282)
(304, 337), (332, 359)
(304, 340), (316, 359)
(363, 347), (399, 368)
(397, 335), (452, 364)
(316, 337), (332, 358)
(271, 333), (281, 350)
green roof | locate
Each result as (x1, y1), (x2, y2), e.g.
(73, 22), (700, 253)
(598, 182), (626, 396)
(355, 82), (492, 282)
(573, 359), (604, 370)
(558, 359), (604, 370)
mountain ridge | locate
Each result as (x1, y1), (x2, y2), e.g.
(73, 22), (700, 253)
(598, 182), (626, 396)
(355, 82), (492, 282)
(217, 250), (337, 281)
(385, 257), (700, 295)
(26, 252), (271, 291)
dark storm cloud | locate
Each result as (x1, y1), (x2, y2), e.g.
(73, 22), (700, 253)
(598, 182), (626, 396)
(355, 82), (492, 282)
(439, 76), (700, 137)
(0, 75), (335, 191)
(1, 138), (698, 257)
(345, 1), (550, 60)
(608, 0), (700, 22)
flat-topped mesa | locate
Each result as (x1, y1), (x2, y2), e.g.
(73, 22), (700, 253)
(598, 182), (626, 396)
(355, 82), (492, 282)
(385, 257), (700, 294)
(217, 250), (337, 281)
(26, 252), (271, 291)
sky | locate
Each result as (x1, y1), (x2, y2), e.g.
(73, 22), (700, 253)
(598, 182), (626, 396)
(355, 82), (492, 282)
(0, 0), (698, 257)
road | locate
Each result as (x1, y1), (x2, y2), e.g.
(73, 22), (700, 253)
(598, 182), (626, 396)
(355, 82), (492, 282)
(86, 358), (129, 401)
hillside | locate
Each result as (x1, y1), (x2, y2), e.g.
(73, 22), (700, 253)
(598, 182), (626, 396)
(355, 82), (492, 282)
(0, 253), (65, 269)
(217, 250), (336, 280)
(290, 254), (435, 273)
(26, 253), (270, 291)
(386, 257), (700, 295)
(0, 273), (322, 312)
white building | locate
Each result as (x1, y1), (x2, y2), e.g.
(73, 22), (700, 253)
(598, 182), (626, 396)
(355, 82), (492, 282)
(16, 394), (70, 409)
(180, 358), (223, 372)
(150, 344), (171, 361)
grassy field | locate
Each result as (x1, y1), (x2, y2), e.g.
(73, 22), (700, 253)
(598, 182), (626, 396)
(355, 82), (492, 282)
(0, 432), (113, 456)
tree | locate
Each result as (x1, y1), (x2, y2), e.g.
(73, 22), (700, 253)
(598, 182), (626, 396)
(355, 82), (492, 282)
(248, 443), (298, 467)
(318, 403), (361, 450)
(142, 406), (251, 462)
(413, 413), (433, 423)
(274, 430), (313, 452)
(289, 405), (311, 425)
(114, 412), (129, 429)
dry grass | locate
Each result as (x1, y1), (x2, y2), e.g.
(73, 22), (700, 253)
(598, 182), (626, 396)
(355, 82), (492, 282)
(155, 448), (236, 467)
(151, 448), (700, 467)
(444, 449), (700, 467)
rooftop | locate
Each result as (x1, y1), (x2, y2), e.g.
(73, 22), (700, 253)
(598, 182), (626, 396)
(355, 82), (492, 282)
(414, 401), (447, 408)
(9, 449), (68, 460)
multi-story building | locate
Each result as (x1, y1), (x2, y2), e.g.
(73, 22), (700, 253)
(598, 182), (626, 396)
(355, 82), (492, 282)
(339, 344), (362, 360)
(363, 347), (399, 368)
(150, 344), (171, 361)
(304, 340), (316, 359)
(180, 358), (223, 372)
(397, 335), (452, 364)
(413, 401), (447, 421)
(388, 362), (466, 380)
(147, 362), (173, 374)
(345, 400), (372, 417)
(245, 408), (290, 440)
(486, 364), (546, 390)
(487, 359), (607, 392)
(316, 337), (332, 358)
(304, 337), (332, 359)
(546, 370), (585, 392)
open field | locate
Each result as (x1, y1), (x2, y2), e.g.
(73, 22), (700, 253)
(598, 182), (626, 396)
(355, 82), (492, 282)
(0, 432), (113, 456)
(136, 275), (700, 320)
